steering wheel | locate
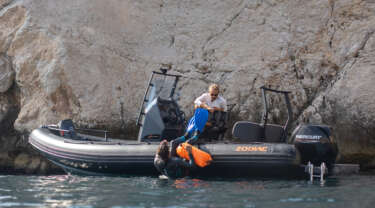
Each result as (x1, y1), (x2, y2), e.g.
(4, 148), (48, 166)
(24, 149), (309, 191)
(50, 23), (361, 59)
(167, 108), (178, 124)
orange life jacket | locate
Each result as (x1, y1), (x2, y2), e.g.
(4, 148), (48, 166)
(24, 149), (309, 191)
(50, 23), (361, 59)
(176, 143), (212, 168)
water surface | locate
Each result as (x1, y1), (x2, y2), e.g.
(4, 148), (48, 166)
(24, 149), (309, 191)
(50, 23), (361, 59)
(0, 174), (374, 208)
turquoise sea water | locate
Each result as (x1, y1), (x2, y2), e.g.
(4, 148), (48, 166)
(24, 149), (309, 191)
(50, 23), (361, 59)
(0, 174), (374, 208)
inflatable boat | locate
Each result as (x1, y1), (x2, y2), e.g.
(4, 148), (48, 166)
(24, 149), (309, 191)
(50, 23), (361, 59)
(29, 70), (338, 177)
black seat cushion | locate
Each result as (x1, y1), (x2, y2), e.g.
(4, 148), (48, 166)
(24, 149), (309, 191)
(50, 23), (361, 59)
(200, 111), (228, 141)
(263, 124), (285, 142)
(232, 121), (263, 141)
(232, 121), (285, 142)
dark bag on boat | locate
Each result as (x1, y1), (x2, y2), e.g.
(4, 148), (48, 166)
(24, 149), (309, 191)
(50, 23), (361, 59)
(58, 119), (77, 139)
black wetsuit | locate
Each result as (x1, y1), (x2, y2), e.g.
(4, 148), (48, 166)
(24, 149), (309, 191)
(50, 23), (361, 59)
(170, 130), (200, 158)
(154, 151), (196, 179)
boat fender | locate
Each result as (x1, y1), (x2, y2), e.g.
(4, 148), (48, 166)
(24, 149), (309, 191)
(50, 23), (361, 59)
(176, 143), (212, 168)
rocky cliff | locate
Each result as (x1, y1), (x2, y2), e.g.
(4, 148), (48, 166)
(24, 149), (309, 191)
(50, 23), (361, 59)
(1, 0), (375, 173)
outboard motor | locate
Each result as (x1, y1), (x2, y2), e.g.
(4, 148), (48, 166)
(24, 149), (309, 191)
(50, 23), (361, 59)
(290, 124), (338, 167)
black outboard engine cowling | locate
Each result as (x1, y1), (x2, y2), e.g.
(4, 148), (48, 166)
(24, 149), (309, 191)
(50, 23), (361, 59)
(290, 124), (338, 167)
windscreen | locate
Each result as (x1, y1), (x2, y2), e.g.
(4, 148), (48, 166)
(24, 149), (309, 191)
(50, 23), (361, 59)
(137, 72), (180, 126)
(146, 73), (178, 101)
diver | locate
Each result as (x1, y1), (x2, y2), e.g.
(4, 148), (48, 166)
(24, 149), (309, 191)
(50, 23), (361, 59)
(154, 140), (196, 179)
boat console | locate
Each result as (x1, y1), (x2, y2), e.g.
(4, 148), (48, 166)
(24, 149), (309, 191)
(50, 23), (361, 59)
(137, 70), (186, 142)
(136, 69), (231, 143)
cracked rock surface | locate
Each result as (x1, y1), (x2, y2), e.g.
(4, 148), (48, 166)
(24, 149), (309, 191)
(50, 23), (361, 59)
(1, 0), (375, 172)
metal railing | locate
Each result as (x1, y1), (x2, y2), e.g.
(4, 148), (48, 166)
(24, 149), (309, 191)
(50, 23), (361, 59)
(44, 125), (110, 141)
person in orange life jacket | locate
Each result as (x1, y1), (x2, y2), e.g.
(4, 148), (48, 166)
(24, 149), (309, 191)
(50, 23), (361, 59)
(154, 140), (196, 178)
(170, 84), (226, 155)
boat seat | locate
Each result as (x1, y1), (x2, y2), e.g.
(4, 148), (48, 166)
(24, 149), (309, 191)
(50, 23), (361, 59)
(263, 124), (285, 142)
(200, 111), (228, 141)
(57, 119), (78, 139)
(232, 121), (285, 142)
(232, 121), (263, 142)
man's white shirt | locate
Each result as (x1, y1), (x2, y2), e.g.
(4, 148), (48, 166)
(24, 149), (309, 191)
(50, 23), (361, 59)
(194, 93), (227, 112)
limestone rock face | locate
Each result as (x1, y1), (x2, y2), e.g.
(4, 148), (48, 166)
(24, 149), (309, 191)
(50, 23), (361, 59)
(1, 0), (375, 172)
(296, 0), (375, 167)
(0, 55), (13, 93)
(301, 47), (375, 168)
